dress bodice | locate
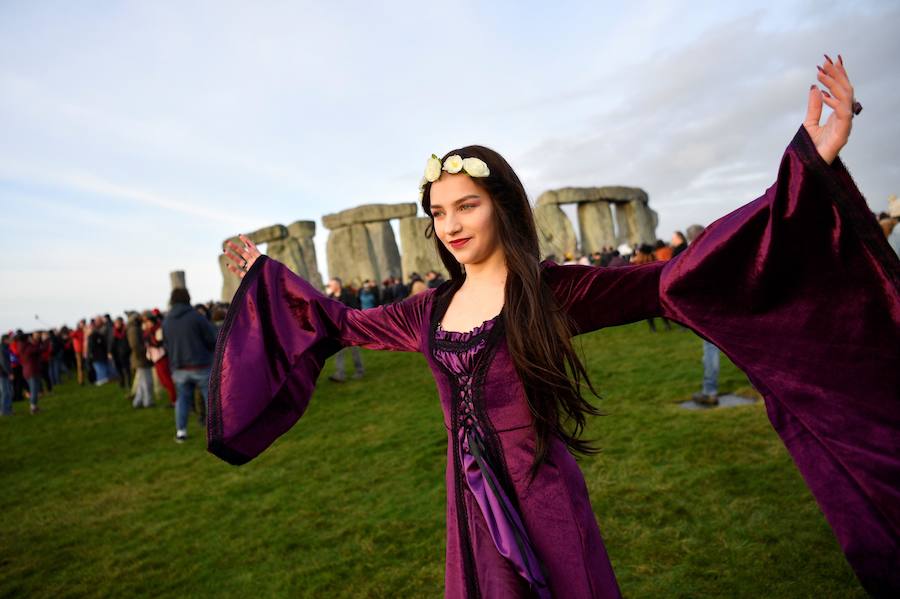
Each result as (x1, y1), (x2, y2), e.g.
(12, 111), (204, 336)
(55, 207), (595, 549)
(432, 316), (498, 374)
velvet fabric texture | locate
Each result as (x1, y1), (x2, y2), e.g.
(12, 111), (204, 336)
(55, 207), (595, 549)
(435, 318), (550, 598)
(209, 126), (899, 597)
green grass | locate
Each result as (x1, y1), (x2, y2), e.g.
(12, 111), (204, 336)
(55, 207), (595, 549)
(0, 322), (864, 598)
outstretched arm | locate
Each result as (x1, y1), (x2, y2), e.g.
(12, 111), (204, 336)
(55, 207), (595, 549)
(222, 236), (429, 352)
(660, 57), (899, 597)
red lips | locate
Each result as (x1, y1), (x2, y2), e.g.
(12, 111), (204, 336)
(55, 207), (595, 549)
(449, 238), (471, 249)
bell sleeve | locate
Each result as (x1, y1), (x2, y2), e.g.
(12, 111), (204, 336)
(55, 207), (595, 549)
(658, 126), (900, 596)
(207, 256), (432, 466)
(542, 125), (898, 594)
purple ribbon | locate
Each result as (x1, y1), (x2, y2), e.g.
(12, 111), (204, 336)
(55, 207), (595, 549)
(459, 423), (550, 598)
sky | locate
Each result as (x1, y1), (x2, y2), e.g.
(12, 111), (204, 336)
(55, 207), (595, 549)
(2, 0), (898, 332)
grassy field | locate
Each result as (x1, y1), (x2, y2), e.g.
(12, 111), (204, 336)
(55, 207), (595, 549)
(0, 322), (864, 598)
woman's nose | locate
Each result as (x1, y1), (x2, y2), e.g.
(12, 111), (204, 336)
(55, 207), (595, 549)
(443, 214), (462, 236)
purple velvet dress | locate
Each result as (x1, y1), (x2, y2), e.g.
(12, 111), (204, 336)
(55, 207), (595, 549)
(208, 127), (900, 597)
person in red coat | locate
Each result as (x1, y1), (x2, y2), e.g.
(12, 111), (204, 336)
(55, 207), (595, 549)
(71, 320), (86, 386)
(19, 332), (43, 414)
(145, 315), (177, 406)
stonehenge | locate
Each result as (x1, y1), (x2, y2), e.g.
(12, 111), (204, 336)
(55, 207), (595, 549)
(218, 220), (323, 302)
(535, 186), (658, 258)
(323, 203), (442, 288)
(216, 185), (659, 301)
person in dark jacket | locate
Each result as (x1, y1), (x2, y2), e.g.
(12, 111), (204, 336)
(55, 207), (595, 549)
(357, 279), (381, 310)
(425, 270), (446, 289)
(326, 277), (364, 382)
(162, 287), (218, 443)
(380, 278), (395, 304)
(671, 231), (688, 257)
(39, 331), (53, 394)
(390, 276), (407, 302)
(111, 318), (131, 390)
(1, 334), (12, 415)
(88, 317), (111, 385)
(48, 329), (64, 386)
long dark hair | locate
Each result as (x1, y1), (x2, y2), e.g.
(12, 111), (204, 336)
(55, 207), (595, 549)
(421, 145), (601, 475)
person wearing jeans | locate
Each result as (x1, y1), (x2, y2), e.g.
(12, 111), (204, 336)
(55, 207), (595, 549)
(331, 346), (364, 382)
(162, 287), (217, 443)
(325, 277), (365, 383)
(693, 339), (721, 406)
(172, 368), (210, 435)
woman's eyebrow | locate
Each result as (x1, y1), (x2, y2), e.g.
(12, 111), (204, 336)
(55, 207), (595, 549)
(430, 194), (481, 210)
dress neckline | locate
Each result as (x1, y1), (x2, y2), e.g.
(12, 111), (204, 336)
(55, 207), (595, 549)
(437, 313), (501, 336)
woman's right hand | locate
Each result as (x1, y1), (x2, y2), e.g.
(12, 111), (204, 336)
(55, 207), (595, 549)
(223, 234), (263, 279)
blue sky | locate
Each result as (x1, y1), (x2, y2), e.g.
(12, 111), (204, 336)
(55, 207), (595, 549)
(2, 1), (897, 332)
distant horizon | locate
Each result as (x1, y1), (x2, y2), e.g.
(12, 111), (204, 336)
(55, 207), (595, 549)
(3, 1), (898, 332)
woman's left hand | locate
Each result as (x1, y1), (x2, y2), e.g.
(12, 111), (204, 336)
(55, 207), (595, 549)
(223, 234), (263, 279)
(804, 54), (857, 165)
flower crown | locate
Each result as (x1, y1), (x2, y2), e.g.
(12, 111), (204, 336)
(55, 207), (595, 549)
(418, 154), (490, 200)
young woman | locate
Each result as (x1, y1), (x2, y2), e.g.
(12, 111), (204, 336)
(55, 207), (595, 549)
(213, 56), (898, 597)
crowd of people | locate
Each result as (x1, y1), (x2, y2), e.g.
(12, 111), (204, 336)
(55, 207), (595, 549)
(0, 295), (227, 442)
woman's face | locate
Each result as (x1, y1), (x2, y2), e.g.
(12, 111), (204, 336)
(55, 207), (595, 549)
(429, 173), (502, 266)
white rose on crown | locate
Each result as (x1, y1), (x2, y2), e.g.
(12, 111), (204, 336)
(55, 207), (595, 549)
(462, 157), (489, 177)
(442, 155), (464, 174)
(425, 155), (443, 182)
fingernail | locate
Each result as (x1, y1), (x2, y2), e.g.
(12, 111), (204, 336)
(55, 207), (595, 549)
(822, 91), (831, 98)
(824, 54), (832, 64)
(816, 65), (825, 74)
(810, 84), (816, 90)
(838, 54), (843, 65)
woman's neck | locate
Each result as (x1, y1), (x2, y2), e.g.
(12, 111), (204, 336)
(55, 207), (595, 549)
(461, 248), (508, 292)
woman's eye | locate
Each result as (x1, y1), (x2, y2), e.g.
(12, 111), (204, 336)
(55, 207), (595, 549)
(460, 204), (475, 211)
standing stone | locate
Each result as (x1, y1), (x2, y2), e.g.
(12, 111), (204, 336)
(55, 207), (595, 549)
(170, 271), (186, 290)
(614, 203), (632, 246)
(326, 224), (379, 288)
(267, 237), (309, 280)
(534, 193), (577, 260)
(286, 220), (324, 290)
(296, 236), (324, 290)
(577, 201), (616, 254)
(365, 221), (402, 281)
(399, 216), (442, 281)
(618, 201), (659, 246)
